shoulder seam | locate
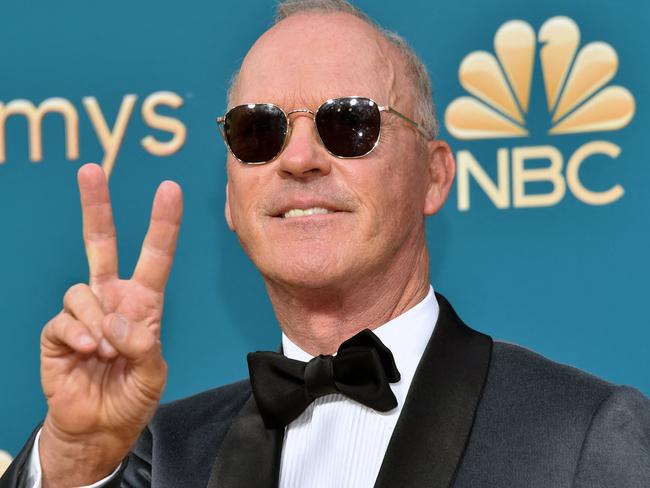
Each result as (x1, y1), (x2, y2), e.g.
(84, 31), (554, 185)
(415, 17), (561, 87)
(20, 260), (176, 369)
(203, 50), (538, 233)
(570, 386), (619, 486)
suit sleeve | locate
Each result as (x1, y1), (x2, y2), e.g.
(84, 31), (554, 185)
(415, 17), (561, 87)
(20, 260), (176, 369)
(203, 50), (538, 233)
(573, 386), (650, 488)
(0, 425), (40, 488)
(120, 425), (153, 487)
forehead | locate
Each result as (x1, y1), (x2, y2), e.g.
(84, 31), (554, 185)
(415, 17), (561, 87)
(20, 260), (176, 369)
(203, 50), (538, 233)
(232, 12), (399, 108)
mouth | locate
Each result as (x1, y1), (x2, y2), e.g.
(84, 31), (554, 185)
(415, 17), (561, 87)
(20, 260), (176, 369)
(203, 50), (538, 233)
(281, 207), (337, 219)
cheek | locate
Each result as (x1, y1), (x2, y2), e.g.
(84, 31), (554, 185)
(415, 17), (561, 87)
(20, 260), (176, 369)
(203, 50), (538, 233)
(379, 133), (429, 212)
(227, 166), (265, 227)
(371, 167), (427, 246)
(344, 157), (420, 239)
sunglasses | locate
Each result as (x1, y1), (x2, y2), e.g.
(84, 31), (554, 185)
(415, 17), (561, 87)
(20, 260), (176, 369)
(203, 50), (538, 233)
(216, 96), (431, 164)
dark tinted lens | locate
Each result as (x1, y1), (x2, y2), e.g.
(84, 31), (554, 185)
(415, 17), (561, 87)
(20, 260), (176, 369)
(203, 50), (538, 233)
(315, 97), (380, 157)
(224, 104), (288, 163)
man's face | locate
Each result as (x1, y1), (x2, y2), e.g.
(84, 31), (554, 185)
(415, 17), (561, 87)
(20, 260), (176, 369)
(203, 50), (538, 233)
(225, 13), (446, 290)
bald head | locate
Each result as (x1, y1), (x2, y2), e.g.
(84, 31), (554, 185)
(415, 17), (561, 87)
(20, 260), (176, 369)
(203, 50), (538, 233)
(232, 13), (401, 111)
(228, 6), (437, 138)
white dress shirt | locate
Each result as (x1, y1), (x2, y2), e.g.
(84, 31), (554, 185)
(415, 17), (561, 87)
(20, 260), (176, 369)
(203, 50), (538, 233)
(279, 287), (438, 487)
(27, 287), (439, 488)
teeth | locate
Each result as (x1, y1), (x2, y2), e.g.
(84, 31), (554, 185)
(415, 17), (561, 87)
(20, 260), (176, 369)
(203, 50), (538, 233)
(283, 207), (334, 218)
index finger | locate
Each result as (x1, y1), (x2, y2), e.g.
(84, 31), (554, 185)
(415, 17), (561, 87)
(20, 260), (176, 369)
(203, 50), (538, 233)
(131, 181), (183, 293)
(78, 163), (118, 285)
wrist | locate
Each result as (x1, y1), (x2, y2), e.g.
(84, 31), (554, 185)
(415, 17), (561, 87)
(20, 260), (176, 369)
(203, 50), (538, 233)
(39, 418), (131, 487)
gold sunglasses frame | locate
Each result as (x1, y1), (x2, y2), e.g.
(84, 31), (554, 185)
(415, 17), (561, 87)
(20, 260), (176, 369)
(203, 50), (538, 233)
(216, 96), (431, 165)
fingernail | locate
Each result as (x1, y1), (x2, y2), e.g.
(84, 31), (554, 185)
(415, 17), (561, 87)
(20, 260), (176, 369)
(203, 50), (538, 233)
(111, 314), (129, 341)
(99, 338), (117, 356)
(78, 334), (95, 347)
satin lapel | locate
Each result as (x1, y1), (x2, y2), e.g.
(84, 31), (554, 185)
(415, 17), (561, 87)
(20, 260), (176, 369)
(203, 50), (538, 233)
(374, 293), (493, 488)
(206, 395), (284, 488)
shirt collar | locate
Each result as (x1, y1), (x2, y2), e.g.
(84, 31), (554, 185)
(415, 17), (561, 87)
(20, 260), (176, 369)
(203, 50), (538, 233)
(281, 286), (439, 407)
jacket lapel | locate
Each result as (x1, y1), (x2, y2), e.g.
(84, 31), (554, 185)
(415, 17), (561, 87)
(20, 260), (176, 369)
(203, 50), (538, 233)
(374, 293), (493, 488)
(206, 293), (491, 488)
(206, 394), (284, 488)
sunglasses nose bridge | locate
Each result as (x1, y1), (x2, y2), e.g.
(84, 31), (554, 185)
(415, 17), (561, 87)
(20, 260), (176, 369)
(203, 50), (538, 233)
(284, 107), (320, 150)
(286, 108), (316, 120)
(274, 108), (333, 176)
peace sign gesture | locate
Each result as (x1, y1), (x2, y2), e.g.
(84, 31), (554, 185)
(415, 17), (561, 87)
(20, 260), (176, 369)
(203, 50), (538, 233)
(38, 163), (183, 487)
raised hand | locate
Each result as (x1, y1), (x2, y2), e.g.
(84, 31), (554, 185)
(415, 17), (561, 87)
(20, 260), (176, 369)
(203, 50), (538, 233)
(38, 163), (183, 486)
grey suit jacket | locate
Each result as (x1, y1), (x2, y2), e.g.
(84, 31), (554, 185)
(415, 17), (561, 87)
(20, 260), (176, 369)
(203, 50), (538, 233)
(2, 294), (649, 487)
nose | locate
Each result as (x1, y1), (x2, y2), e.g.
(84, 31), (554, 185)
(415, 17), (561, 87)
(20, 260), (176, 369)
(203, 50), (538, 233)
(275, 112), (332, 180)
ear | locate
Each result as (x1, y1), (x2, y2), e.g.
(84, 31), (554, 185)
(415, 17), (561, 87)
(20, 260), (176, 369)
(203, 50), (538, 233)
(423, 140), (456, 216)
(224, 182), (235, 231)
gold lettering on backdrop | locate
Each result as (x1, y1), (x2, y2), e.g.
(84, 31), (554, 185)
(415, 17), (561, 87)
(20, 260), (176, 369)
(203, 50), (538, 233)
(83, 95), (137, 179)
(141, 91), (187, 156)
(0, 98), (79, 163)
(566, 141), (624, 205)
(512, 145), (565, 208)
(0, 91), (186, 177)
(456, 142), (624, 210)
(457, 148), (510, 211)
(445, 17), (635, 211)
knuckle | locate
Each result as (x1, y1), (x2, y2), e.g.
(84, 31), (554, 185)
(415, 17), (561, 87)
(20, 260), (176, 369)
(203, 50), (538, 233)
(43, 313), (58, 330)
(63, 283), (88, 305)
(131, 331), (162, 361)
(152, 338), (164, 357)
(89, 317), (102, 331)
(41, 312), (65, 340)
(138, 332), (157, 355)
(56, 314), (73, 338)
(40, 318), (54, 341)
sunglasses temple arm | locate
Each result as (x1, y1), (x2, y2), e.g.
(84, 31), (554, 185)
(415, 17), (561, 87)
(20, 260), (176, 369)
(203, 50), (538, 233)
(381, 106), (433, 140)
(216, 117), (227, 141)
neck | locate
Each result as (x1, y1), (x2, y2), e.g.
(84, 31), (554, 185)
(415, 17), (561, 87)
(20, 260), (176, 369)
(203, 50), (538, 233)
(265, 243), (431, 356)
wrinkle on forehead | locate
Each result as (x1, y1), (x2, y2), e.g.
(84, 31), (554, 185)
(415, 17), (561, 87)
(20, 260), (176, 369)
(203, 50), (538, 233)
(231, 12), (410, 113)
(375, 35), (401, 109)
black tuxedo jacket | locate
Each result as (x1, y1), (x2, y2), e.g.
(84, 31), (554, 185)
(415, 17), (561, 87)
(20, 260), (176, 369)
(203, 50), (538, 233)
(3, 294), (650, 487)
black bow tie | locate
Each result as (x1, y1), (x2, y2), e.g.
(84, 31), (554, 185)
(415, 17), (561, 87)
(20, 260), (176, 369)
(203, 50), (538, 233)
(247, 329), (401, 429)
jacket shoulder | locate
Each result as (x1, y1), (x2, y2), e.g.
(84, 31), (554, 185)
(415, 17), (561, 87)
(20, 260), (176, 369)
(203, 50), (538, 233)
(490, 341), (615, 399)
(456, 341), (634, 486)
(152, 378), (251, 431)
(485, 341), (622, 431)
(487, 343), (650, 485)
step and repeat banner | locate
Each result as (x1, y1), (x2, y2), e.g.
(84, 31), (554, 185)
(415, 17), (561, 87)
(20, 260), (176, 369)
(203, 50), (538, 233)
(1, 0), (648, 458)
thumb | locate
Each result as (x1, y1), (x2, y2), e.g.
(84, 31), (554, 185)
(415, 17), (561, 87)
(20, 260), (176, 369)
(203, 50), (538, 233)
(102, 314), (161, 364)
(102, 313), (167, 396)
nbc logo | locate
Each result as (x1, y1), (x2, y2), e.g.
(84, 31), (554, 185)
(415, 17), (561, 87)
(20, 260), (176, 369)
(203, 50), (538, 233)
(444, 16), (636, 211)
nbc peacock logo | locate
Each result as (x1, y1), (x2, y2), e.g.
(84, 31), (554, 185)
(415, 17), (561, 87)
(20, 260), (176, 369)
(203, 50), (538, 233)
(444, 16), (636, 211)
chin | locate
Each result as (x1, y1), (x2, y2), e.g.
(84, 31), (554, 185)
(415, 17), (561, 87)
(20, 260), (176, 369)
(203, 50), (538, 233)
(261, 253), (350, 291)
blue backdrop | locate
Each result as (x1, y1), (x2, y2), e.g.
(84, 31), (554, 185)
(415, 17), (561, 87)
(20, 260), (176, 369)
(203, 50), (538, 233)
(1, 0), (648, 457)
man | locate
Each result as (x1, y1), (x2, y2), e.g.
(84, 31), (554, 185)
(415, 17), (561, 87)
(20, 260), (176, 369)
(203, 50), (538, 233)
(2, 0), (649, 487)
